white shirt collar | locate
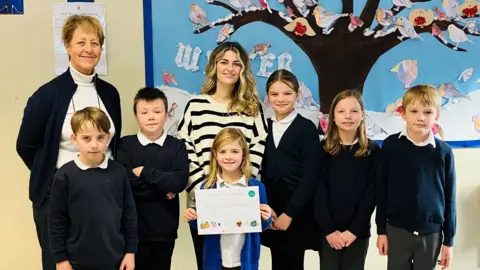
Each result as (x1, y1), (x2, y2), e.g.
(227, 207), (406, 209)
(399, 127), (436, 148)
(137, 130), (167, 147)
(217, 174), (247, 188)
(271, 110), (298, 124)
(74, 154), (109, 170)
(69, 62), (95, 84)
(340, 137), (359, 145)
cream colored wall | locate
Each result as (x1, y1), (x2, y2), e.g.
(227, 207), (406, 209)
(1, 1), (479, 269)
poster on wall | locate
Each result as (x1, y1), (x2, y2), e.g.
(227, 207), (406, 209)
(52, 3), (107, 75)
(0, 0), (23, 14)
(143, 0), (480, 147)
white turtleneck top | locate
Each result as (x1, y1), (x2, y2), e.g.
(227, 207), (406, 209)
(56, 63), (116, 169)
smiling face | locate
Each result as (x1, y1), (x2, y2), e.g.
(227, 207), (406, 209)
(215, 50), (242, 88)
(215, 139), (243, 175)
(333, 96), (364, 133)
(268, 81), (299, 119)
(135, 99), (168, 137)
(66, 26), (102, 75)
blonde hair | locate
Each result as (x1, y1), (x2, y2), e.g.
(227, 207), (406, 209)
(324, 90), (370, 157)
(201, 42), (261, 116)
(204, 128), (252, 189)
(402, 84), (441, 112)
(62, 15), (105, 47)
(71, 107), (110, 135)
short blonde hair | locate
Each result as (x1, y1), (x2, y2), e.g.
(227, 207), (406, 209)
(201, 42), (261, 117)
(71, 107), (110, 135)
(62, 15), (105, 46)
(402, 84), (441, 112)
(204, 128), (252, 189)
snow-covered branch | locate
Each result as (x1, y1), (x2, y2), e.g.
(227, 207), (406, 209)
(205, 0), (237, 14)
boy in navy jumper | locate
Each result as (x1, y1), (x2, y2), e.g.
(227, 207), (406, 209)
(376, 85), (456, 270)
(49, 107), (137, 270)
(116, 87), (189, 270)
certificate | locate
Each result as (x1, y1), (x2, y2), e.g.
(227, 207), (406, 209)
(195, 186), (262, 235)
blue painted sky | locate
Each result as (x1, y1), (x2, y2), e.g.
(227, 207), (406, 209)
(150, 0), (480, 112)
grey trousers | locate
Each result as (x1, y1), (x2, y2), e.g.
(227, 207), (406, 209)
(319, 237), (369, 270)
(386, 224), (442, 270)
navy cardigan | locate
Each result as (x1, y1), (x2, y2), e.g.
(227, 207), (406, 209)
(16, 69), (122, 206)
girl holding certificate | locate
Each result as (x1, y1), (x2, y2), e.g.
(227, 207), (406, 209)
(260, 70), (321, 270)
(184, 128), (272, 270)
(314, 90), (379, 270)
(177, 41), (268, 270)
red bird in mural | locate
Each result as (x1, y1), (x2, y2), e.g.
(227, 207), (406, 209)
(258, 0), (272, 13)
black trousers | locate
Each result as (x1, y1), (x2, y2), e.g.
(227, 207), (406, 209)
(386, 224), (442, 270)
(136, 241), (175, 270)
(222, 267), (241, 270)
(319, 237), (369, 270)
(33, 198), (56, 270)
(270, 244), (305, 270)
(190, 226), (205, 270)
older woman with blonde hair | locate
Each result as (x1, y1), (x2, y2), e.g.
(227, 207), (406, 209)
(178, 41), (268, 270)
(16, 15), (122, 270)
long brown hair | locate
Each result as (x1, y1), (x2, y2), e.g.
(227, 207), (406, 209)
(204, 128), (252, 189)
(201, 42), (260, 116)
(324, 90), (370, 157)
(266, 69), (300, 94)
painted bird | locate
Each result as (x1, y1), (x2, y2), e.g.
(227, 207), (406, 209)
(293, 0), (317, 17)
(434, 6), (448, 20)
(163, 71), (178, 86)
(376, 8), (395, 33)
(348, 14), (364, 32)
(392, 0), (415, 11)
(313, 5), (349, 35)
(447, 24), (474, 50)
(229, 0), (257, 10)
(249, 43), (271, 59)
(189, 4), (212, 31)
(438, 82), (471, 102)
(216, 24), (234, 44)
(396, 17), (423, 41)
(442, 0), (461, 21)
(431, 23), (448, 44)
(390, 60), (418, 89)
(259, 0), (272, 13)
(472, 114), (480, 133)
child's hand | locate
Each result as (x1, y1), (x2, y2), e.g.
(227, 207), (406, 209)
(376, 235), (388, 256)
(326, 231), (345, 250)
(271, 209), (278, 221)
(260, 204), (272, 220)
(119, 253), (135, 270)
(340, 230), (357, 247)
(56, 261), (72, 270)
(184, 208), (198, 222)
(132, 167), (144, 177)
(438, 245), (453, 269)
(273, 213), (292, 231)
(166, 192), (176, 200)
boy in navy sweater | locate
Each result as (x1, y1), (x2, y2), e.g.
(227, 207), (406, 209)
(116, 87), (189, 270)
(49, 107), (137, 270)
(376, 85), (456, 270)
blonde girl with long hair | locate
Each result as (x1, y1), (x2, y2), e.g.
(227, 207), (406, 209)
(314, 90), (380, 270)
(184, 128), (272, 270)
(177, 41), (268, 269)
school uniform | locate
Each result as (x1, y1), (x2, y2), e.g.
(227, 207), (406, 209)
(16, 64), (122, 270)
(48, 155), (137, 270)
(190, 177), (272, 270)
(376, 129), (456, 270)
(177, 95), (268, 269)
(315, 139), (380, 270)
(260, 112), (321, 270)
(116, 131), (189, 270)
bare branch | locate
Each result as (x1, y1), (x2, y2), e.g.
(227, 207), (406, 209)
(206, 0), (237, 14)
(342, 0), (353, 14)
(432, 35), (467, 51)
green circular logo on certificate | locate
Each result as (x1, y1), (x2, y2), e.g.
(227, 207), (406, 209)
(248, 190), (255, 197)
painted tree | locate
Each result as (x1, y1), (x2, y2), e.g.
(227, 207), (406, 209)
(191, 0), (479, 112)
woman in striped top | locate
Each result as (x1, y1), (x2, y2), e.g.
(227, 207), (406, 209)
(178, 41), (267, 270)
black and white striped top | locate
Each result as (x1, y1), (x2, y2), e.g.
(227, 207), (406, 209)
(177, 95), (268, 207)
